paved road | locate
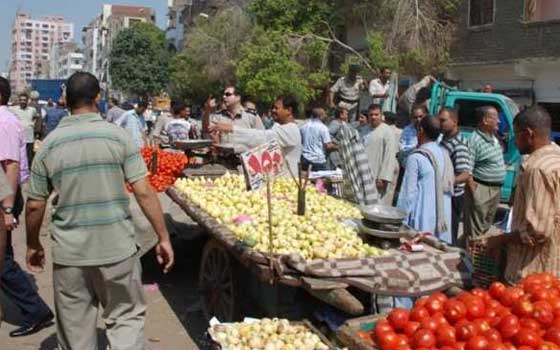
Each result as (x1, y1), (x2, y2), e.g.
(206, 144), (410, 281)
(0, 195), (207, 350)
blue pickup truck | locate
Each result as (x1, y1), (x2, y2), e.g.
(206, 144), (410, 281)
(428, 81), (521, 202)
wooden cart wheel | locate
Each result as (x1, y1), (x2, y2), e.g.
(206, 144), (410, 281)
(199, 239), (239, 321)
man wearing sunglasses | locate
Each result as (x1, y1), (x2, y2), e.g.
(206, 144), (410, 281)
(203, 86), (264, 148)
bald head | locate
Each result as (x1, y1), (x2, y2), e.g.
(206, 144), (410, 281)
(514, 106), (551, 137)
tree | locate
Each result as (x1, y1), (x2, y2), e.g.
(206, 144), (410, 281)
(236, 29), (330, 106)
(109, 22), (171, 97)
(169, 6), (253, 103)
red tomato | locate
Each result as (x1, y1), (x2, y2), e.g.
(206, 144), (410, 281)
(513, 299), (535, 318)
(472, 288), (492, 303)
(436, 324), (457, 347)
(545, 327), (560, 346)
(445, 299), (468, 323)
(503, 342), (517, 350)
(394, 345), (413, 350)
(520, 317), (542, 332)
(395, 334), (409, 346)
(549, 298), (560, 311)
(532, 289), (554, 303)
(432, 292), (449, 304)
(490, 282), (508, 300)
(456, 320), (478, 341)
(378, 331), (399, 350)
(473, 318), (492, 334)
(458, 292), (474, 303)
(488, 340), (508, 350)
(411, 307), (430, 322)
(540, 341), (560, 350)
(551, 318), (560, 329)
(466, 335), (489, 350)
(440, 346), (457, 350)
(466, 297), (487, 320)
(404, 321), (421, 338)
(416, 296), (429, 308)
(426, 296), (445, 315)
(502, 288), (525, 307)
(499, 314), (521, 339)
(420, 317), (439, 332)
(485, 328), (503, 343)
(413, 329), (436, 349)
(375, 319), (394, 340)
(433, 312), (450, 327)
(534, 300), (555, 326)
(388, 308), (410, 331)
(514, 329), (543, 348)
(485, 308), (501, 327)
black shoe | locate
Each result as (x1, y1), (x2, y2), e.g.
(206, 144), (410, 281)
(9, 310), (54, 337)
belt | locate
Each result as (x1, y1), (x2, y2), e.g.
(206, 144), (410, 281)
(338, 97), (359, 104)
(474, 177), (503, 187)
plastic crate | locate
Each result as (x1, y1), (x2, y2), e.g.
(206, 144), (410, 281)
(467, 235), (505, 288)
(336, 314), (386, 350)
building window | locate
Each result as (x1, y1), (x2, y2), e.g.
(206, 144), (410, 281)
(525, 0), (560, 22)
(469, 0), (495, 27)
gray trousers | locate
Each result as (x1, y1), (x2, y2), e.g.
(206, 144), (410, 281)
(463, 181), (501, 239)
(53, 254), (146, 350)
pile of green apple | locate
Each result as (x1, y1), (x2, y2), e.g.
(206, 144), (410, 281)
(174, 173), (386, 260)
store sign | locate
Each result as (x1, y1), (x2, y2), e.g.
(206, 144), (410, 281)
(240, 140), (285, 190)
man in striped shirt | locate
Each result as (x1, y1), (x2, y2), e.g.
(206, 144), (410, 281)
(439, 108), (471, 246)
(463, 106), (506, 239)
(487, 106), (560, 284)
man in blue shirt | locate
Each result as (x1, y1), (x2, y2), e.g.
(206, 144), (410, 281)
(117, 101), (148, 148)
(43, 98), (68, 137)
(300, 107), (336, 171)
(398, 104), (428, 166)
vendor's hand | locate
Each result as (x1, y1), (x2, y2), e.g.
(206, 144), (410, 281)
(485, 235), (506, 260)
(26, 244), (46, 273)
(209, 122), (233, 134)
(156, 239), (175, 274)
(4, 213), (17, 231)
(467, 177), (477, 193)
(376, 179), (387, 192)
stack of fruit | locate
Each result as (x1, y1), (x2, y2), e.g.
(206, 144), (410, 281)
(368, 272), (560, 350)
(174, 173), (386, 260)
(209, 318), (330, 350)
(127, 147), (188, 192)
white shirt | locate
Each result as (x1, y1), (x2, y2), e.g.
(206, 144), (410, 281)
(231, 122), (302, 175)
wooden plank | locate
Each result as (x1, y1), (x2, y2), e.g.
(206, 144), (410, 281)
(306, 288), (364, 316)
(301, 276), (348, 290)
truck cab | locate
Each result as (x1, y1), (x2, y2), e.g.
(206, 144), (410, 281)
(428, 81), (520, 202)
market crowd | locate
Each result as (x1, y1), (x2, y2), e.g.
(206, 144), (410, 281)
(0, 64), (558, 349)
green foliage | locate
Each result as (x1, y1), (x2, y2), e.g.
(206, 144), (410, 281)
(366, 32), (399, 72)
(168, 7), (253, 104)
(236, 29), (330, 107)
(247, 0), (337, 34)
(109, 22), (171, 97)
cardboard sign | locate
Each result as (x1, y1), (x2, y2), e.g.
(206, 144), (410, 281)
(240, 140), (285, 190)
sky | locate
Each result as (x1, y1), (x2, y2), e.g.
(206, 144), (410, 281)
(0, 0), (168, 72)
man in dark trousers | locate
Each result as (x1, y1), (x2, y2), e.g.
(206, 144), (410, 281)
(0, 76), (53, 337)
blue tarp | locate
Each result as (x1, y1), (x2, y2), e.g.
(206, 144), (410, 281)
(28, 79), (65, 102)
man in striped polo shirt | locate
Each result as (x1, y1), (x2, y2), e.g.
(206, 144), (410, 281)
(24, 72), (174, 350)
(463, 106), (506, 239)
(439, 108), (471, 246)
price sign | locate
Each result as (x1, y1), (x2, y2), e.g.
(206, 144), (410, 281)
(240, 140), (285, 191)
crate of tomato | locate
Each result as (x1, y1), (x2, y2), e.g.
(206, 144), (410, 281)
(126, 147), (188, 192)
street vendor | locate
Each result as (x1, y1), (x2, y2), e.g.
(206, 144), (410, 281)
(202, 86), (264, 152)
(210, 95), (302, 175)
(487, 106), (560, 285)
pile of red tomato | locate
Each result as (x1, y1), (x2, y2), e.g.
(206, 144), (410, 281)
(126, 147), (188, 192)
(368, 273), (560, 350)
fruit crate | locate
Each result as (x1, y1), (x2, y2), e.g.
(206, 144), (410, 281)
(208, 319), (337, 350)
(336, 314), (386, 350)
(467, 234), (505, 289)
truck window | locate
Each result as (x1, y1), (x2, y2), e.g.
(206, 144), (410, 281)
(453, 99), (503, 129)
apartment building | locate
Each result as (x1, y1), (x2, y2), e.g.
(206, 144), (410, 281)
(9, 13), (74, 92)
(50, 42), (84, 79)
(82, 4), (155, 86)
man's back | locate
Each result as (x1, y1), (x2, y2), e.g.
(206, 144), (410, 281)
(27, 113), (147, 266)
(300, 119), (331, 164)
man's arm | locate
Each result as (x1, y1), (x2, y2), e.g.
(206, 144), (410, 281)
(131, 178), (174, 273)
(1, 160), (19, 231)
(25, 198), (47, 272)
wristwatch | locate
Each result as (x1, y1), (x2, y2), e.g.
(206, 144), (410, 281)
(2, 206), (13, 215)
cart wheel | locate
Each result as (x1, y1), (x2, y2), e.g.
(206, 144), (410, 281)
(199, 239), (239, 321)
